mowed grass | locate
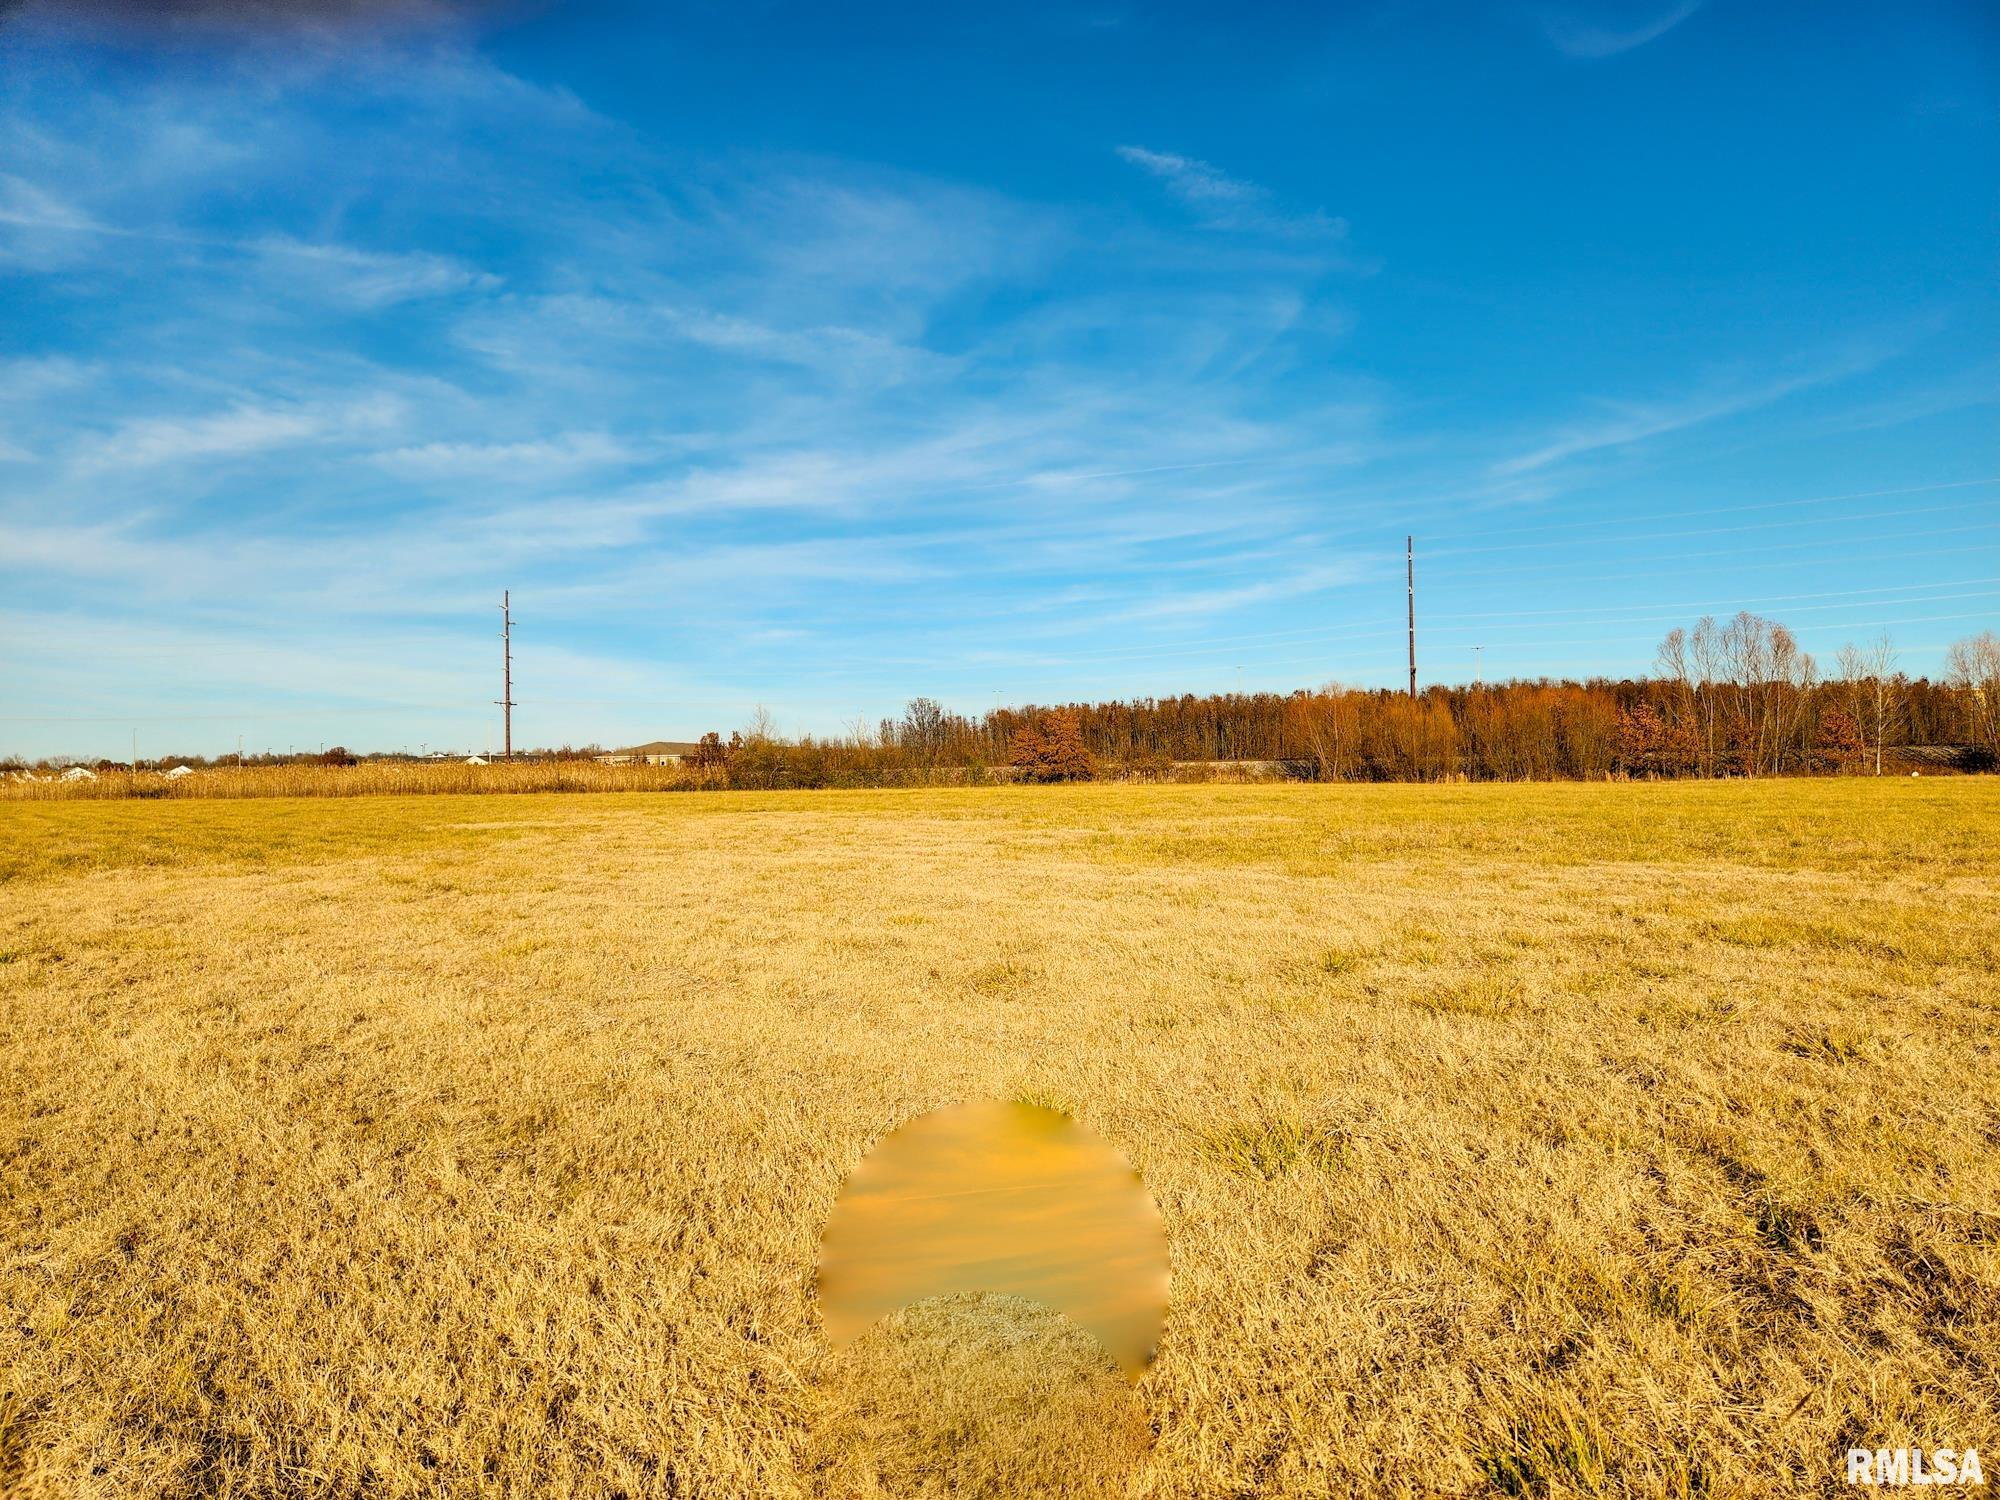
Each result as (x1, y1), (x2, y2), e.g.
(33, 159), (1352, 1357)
(2, 780), (1996, 1498)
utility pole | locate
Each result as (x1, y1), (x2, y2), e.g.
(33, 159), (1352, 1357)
(1473, 645), (1483, 689)
(497, 590), (516, 761)
(1406, 535), (1417, 699)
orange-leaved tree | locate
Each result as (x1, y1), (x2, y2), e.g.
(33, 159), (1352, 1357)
(1009, 708), (1096, 782)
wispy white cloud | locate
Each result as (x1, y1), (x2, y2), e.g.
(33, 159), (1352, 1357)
(745, 175), (1058, 297)
(76, 395), (402, 472)
(0, 172), (96, 232)
(1115, 145), (1349, 239)
(0, 179), (500, 306)
(1540, 1), (1703, 60)
(1114, 146), (1261, 209)
(372, 431), (639, 480)
(77, 405), (324, 471)
(1490, 345), (1898, 477)
(1108, 560), (1367, 623)
(248, 235), (501, 305)
(1802, 361), (2000, 437)
(0, 355), (93, 397)
(659, 305), (942, 382)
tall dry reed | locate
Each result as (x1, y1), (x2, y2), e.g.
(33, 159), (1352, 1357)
(0, 760), (719, 801)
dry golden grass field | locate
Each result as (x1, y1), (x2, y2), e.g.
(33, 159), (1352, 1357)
(2, 780), (1997, 1499)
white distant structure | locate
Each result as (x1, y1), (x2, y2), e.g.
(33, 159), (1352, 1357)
(597, 740), (701, 765)
(60, 766), (97, 782)
(464, 755), (489, 765)
(165, 765), (194, 779)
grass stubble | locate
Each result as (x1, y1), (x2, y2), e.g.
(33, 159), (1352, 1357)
(0, 780), (1995, 1497)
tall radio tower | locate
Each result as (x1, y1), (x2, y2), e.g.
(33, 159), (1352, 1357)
(497, 591), (516, 760)
(1406, 536), (1417, 698)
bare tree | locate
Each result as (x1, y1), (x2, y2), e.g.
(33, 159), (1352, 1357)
(1288, 682), (1358, 780)
(900, 697), (948, 767)
(1719, 612), (1766, 774)
(1945, 631), (2000, 759)
(1767, 623), (1816, 776)
(1689, 615), (1723, 774)
(1655, 627), (1697, 749)
(1714, 613), (1815, 774)
(1837, 634), (1902, 775)
(1835, 642), (1868, 771)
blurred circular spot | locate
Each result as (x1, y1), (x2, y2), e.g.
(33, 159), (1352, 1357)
(817, 1100), (1169, 1381)
(807, 1291), (1150, 1499)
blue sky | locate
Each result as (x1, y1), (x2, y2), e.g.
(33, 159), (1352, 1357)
(2, 0), (1994, 758)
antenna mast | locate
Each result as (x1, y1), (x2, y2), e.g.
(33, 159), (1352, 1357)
(497, 591), (516, 761)
(1406, 536), (1416, 698)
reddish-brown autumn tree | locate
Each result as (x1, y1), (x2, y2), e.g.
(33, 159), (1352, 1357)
(1010, 709), (1097, 782)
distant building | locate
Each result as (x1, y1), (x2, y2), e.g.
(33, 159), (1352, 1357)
(597, 740), (701, 765)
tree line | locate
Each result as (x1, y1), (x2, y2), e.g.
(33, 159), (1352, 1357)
(690, 621), (2000, 786)
(21, 619), (1992, 787)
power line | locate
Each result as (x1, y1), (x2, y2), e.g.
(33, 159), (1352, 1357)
(9, 604), (1991, 738)
(1212, 609), (2000, 677)
(1422, 498), (1996, 559)
(1419, 526), (1998, 586)
(1411, 578), (2000, 625)
(928, 582), (2000, 671)
(884, 593), (2000, 675)
(1384, 589), (2000, 638)
(15, 528), (1982, 665)
(930, 526), (2000, 628)
(1428, 476), (2000, 544)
